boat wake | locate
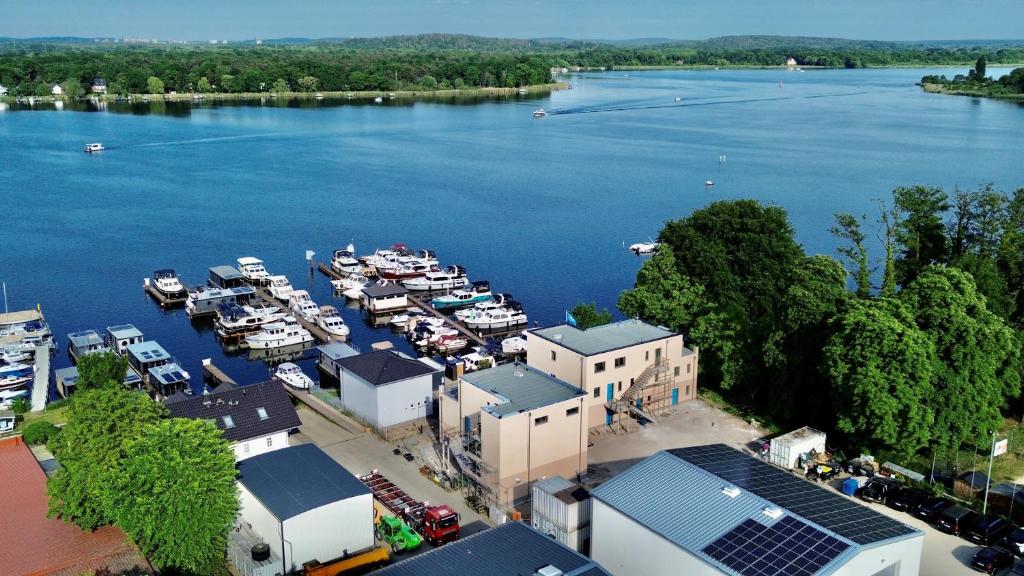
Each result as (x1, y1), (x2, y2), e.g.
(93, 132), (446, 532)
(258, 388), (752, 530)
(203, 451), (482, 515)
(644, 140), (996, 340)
(546, 90), (872, 117)
(108, 132), (299, 150)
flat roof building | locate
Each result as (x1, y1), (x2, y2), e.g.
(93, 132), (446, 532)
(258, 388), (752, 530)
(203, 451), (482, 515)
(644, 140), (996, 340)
(527, 319), (698, 430)
(590, 444), (923, 576)
(440, 362), (587, 506)
(374, 520), (611, 576)
(361, 283), (409, 313)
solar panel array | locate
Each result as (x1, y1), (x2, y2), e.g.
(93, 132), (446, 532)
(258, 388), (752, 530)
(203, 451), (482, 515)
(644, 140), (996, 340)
(671, 445), (917, 545)
(703, 516), (849, 576)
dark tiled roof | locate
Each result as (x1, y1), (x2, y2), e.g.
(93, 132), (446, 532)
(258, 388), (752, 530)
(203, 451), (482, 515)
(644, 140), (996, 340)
(337, 350), (437, 386)
(0, 438), (152, 576)
(374, 521), (611, 576)
(236, 444), (370, 520)
(165, 381), (300, 443)
(361, 283), (408, 297)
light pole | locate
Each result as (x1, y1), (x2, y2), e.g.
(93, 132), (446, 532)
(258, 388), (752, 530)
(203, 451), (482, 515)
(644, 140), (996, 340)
(983, 430), (996, 516)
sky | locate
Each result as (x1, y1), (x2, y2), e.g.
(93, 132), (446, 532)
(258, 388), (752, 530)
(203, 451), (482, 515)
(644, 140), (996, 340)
(2, 0), (1022, 41)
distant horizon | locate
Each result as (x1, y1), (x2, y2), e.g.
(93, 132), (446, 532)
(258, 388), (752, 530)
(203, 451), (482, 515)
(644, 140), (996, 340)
(3, 0), (1022, 42)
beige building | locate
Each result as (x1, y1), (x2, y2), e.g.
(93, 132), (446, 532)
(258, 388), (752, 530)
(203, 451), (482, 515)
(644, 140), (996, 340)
(526, 319), (698, 430)
(440, 362), (587, 506)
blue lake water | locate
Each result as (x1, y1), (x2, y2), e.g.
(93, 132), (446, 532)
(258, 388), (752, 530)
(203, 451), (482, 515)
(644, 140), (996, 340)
(1, 67), (1022, 393)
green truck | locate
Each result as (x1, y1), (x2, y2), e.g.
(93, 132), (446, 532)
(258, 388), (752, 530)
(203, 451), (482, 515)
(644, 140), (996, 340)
(375, 515), (423, 554)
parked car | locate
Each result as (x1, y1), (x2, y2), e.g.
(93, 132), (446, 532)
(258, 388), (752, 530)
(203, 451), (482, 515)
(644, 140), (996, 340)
(859, 478), (900, 503)
(375, 515), (423, 554)
(806, 463), (841, 482)
(1004, 527), (1024, 557)
(970, 546), (1015, 574)
(966, 515), (1014, 546)
(887, 487), (930, 513)
(936, 505), (979, 536)
(914, 497), (953, 523)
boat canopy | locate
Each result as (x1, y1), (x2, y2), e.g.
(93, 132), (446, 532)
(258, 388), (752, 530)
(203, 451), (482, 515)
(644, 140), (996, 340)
(153, 269), (177, 278)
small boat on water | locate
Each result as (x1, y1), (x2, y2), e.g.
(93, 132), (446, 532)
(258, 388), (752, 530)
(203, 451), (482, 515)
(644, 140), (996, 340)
(289, 291), (320, 321)
(454, 294), (513, 321)
(705, 180), (715, 187)
(331, 244), (362, 275)
(402, 266), (468, 292)
(331, 273), (369, 293)
(245, 317), (314, 349)
(533, 108), (547, 118)
(501, 335), (528, 356)
(374, 96), (384, 103)
(215, 303), (287, 338)
(315, 93), (324, 100)
(316, 306), (350, 339)
(152, 269), (188, 299)
(390, 310), (426, 329)
(675, 97), (683, 102)
(629, 242), (659, 255)
(268, 275), (294, 300)
(434, 334), (469, 354)
(83, 143), (105, 153)
(464, 305), (528, 330)
(237, 257), (271, 284)
(431, 281), (492, 310)
(275, 362), (313, 389)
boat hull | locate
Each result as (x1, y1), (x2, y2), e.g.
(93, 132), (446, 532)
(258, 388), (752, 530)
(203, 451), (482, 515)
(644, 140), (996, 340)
(403, 278), (469, 292)
(245, 334), (314, 349)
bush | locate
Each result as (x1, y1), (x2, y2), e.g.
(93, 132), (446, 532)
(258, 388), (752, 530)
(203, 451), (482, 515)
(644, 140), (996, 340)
(10, 397), (30, 415)
(21, 420), (59, 445)
(46, 398), (70, 411)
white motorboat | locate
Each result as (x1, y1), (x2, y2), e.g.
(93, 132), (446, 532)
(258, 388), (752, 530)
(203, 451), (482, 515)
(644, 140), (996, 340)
(408, 316), (446, 333)
(331, 274), (368, 293)
(275, 362), (313, 389)
(390, 310), (425, 328)
(268, 275), (294, 300)
(0, 388), (29, 409)
(374, 96), (383, 103)
(464, 306), (528, 330)
(455, 346), (494, 371)
(412, 324), (458, 348)
(0, 361), (34, 390)
(151, 268), (188, 299)
(434, 334), (469, 353)
(83, 143), (105, 153)
(291, 298), (320, 322)
(316, 306), (350, 339)
(237, 257), (271, 283)
(454, 294), (514, 321)
(533, 108), (547, 118)
(215, 304), (287, 337)
(342, 284), (367, 300)
(331, 244), (363, 275)
(501, 335), (528, 356)
(675, 97), (683, 102)
(0, 347), (31, 364)
(705, 180), (715, 187)
(402, 266), (468, 292)
(629, 242), (659, 255)
(245, 317), (314, 349)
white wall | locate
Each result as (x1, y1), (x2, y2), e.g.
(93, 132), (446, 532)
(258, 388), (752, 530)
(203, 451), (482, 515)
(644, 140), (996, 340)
(339, 371), (379, 425)
(233, 431), (289, 461)
(591, 499), (716, 576)
(831, 536), (922, 576)
(284, 493), (375, 569)
(237, 483), (286, 566)
(377, 375), (433, 428)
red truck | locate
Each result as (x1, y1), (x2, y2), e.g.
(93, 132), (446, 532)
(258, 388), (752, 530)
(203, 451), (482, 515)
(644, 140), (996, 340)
(359, 470), (461, 546)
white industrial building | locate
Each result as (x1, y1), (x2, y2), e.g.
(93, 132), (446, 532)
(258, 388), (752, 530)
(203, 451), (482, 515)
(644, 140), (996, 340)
(591, 444), (923, 576)
(235, 444), (374, 572)
(335, 349), (440, 428)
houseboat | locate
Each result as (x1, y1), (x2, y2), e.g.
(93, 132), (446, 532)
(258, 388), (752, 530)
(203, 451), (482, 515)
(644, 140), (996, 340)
(274, 362), (313, 389)
(431, 281), (492, 310)
(316, 306), (350, 339)
(105, 324), (144, 355)
(244, 317), (314, 349)
(186, 285), (256, 319)
(401, 266), (468, 292)
(55, 364), (142, 398)
(331, 245), (363, 275)
(268, 275), (294, 300)
(150, 269), (188, 299)
(208, 265), (247, 289)
(67, 329), (111, 363)
(360, 282), (410, 314)
(125, 340), (189, 396)
(237, 257), (271, 285)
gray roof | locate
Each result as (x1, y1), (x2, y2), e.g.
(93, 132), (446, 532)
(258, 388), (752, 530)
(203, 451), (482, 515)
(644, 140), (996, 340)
(318, 341), (360, 361)
(126, 340), (170, 363)
(531, 319), (677, 356)
(336, 350), (437, 386)
(209, 265), (244, 280)
(462, 363), (584, 417)
(148, 363), (188, 386)
(236, 444), (370, 521)
(107, 324), (143, 340)
(373, 521), (611, 576)
(67, 329), (105, 349)
(165, 381), (300, 443)
(55, 366), (78, 386)
(362, 283), (408, 298)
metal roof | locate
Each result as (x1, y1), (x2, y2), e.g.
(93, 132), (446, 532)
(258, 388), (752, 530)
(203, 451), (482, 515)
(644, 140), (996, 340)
(462, 363), (584, 417)
(126, 340), (169, 363)
(336, 350), (438, 386)
(362, 283), (409, 298)
(209, 265), (244, 279)
(531, 319), (678, 356)
(373, 521), (611, 576)
(318, 341), (360, 361)
(68, 330), (106, 349)
(236, 444), (370, 521)
(106, 324), (143, 340)
(55, 366), (79, 385)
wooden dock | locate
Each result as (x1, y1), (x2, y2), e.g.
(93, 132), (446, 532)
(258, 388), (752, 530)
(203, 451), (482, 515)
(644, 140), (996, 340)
(202, 359), (237, 388)
(144, 281), (187, 308)
(255, 288), (332, 344)
(30, 345), (49, 412)
(317, 261), (486, 348)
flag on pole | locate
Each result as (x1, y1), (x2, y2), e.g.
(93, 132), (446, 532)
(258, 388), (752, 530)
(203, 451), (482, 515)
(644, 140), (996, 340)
(565, 310), (577, 327)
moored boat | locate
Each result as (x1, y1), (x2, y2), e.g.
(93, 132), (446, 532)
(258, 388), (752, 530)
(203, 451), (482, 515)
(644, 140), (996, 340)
(289, 290), (320, 321)
(331, 244), (363, 275)
(244, 317), (314, 349)
(237, 257), (271, 284)
(464, 304), (528, 330)
(151, 268), (188, 299)
(316, 306), (350, 339)
(434, 334), (469, 353)
(431, 281), (492, 310)
(501, 335), (528, 356)
(215, 304), (287, 338)
(402, 266), (468, 292)
(454, 294), (513, 321)
(268, 275), (294, 300)
(275, 362), (314, 389)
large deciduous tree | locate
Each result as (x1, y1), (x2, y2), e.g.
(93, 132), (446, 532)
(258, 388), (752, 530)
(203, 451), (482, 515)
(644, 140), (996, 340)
(823, 298), (936, 456)
(112, 419), (238, 574)
(146, 76), (164, 94)
(75, 352), (128, 391)
(894, 185), (950, 286)
(569, 302), (613, 330)
(831, 213), (871, 297)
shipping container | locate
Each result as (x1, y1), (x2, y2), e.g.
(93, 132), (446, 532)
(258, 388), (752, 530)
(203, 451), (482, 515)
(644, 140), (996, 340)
(769, 426), (826, 470)
(531, 476), (592, 553)
(532, 512), (592, 555)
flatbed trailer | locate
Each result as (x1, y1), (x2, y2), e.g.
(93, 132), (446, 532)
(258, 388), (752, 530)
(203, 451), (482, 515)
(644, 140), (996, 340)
(360, 470), (426, 519)
(358, 469), (461, 546)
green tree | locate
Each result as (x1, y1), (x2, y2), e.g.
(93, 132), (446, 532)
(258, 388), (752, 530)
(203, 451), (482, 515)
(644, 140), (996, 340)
(75, 352), (128, 391)
(35, 83), (52, 97)
(111, 418), (238, 574)
(894, 185), (950, 286)
(47, 387), (166, 530)
(61, 77), (83, 99)
(949, 184), (1008, 259)
(830, 213), (870, 297)
(21, 420), (59, 445)
(972, 55), (987, 81)
(900, 265), (1021, 451)
(196, 76), (212, 93)
(877, 200), (900, 297)
(823, 298), (936, 456)
(297, 75), (319, 92)
(951, 253), (1015, 321)
(146, 76), (164, 94)
(570, 302), (613, 329)
(271, 78), (289, 93)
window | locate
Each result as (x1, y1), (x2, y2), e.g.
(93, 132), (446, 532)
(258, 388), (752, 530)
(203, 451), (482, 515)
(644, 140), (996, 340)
(614, 357), (625, 368)
(534, 416), (548, 426)
(674, 366), (680, 377)
(593, 387), (600, 398)
(551, 350), (556, 361)
(617, 381), (622, 392)
(687, 363), (691, 374)
(256, 407), (269, 420)
(222, 415), (235, 428)
(594, 361), (606, 373)
(267, 437), (273, 447)
(685, 385), (690, 396)
(645, 351), (650, 361)
(566, 407), (579, 416)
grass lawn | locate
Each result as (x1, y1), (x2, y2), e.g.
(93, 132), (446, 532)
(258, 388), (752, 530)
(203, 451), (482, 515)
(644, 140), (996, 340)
(20, 403), (70, 427)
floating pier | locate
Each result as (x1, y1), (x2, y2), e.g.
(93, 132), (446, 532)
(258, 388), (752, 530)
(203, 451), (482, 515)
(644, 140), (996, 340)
(143, 279), (187, 308)
(255, 287), (332, 344)
(30, 345), (49, 412)
(201, 358), (237, 388)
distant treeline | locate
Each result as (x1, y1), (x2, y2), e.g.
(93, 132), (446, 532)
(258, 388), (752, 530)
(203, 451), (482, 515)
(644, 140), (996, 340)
(2, 34), (1024, 97)
(922, 57), (1024, 98)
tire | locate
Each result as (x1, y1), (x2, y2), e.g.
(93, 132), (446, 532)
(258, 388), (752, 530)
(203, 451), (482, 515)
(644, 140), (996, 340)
(392, 542), (402, 555)
(374, 529), (382, 541)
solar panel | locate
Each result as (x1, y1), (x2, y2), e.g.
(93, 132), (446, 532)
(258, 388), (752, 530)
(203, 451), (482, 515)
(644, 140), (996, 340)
(671, 445), (917, 545)
(703, 516), (850, 576)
